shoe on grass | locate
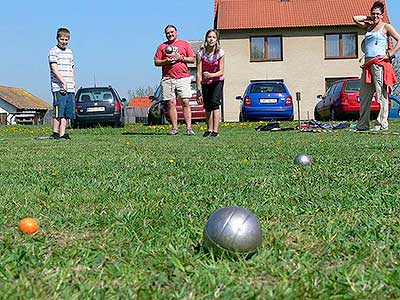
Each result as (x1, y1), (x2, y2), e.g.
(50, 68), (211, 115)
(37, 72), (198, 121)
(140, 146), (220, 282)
(352, 127), (368, 132)
(370, 126), (381, 131)
(211, 132), (219, 137)
(186, 128), (195, 136)
(50, 132), (60, 139)
(167, 128), (179, 135)
(59, 133), (71, 140)
(203, 131), (212, 137)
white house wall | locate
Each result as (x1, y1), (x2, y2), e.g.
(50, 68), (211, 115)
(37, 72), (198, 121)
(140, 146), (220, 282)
(0, 98), (17, 124)
(220, 27), (365, 121)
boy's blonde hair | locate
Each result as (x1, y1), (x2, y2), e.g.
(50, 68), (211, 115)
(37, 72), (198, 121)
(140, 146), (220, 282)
(57, 28), (71, 38)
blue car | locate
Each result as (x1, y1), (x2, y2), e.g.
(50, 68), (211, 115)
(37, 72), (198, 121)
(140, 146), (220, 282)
(389, 94), (400, 119)
(236, 81), (294, 121)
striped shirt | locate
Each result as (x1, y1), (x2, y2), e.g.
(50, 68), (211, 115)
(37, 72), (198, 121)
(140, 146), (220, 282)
(48, 46), (75, 93)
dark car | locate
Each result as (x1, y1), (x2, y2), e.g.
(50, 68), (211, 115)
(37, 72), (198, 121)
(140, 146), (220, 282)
(236, 81), (294, 121)
(314, 78), (380, 121)
(147, 82), (206, 125)
(389, 94), (400, 119)
(72, 86), (126, 128)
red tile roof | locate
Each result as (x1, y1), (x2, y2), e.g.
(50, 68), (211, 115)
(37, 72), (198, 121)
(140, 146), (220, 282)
(214, 0), (390, 30)
(128, 97), (151, 107)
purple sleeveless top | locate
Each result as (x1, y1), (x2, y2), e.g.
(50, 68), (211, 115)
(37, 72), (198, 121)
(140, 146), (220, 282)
(198, 48), (225, 84)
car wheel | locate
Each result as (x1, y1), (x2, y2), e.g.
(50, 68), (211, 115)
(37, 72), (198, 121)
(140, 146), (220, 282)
(115, 120), (124, 128)
(147, 113), (155, 125)
(71, 120), (79, 129)
(314, 108), (321, 121)
(329, 107), (336, 121)
(239, 112), (246, 122)
(160, 112), (168, 125)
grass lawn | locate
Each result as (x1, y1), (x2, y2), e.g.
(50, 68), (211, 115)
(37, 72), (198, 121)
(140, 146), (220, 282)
(1, 121), (400, 299)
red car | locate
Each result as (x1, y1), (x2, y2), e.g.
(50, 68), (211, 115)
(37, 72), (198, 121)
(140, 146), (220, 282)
(147, 82), (206, 125)
(314, 78), (380, 121)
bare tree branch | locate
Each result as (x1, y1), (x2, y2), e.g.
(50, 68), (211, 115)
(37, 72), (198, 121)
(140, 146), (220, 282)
(128, 85), (157, 98)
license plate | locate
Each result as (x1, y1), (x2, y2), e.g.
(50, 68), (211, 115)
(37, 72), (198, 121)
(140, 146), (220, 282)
(189, 100), (198, 106)
(87, 107), (105, 112)
(260, 98), (277, 104)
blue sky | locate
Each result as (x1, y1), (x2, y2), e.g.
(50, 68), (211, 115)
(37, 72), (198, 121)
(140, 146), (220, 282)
(0, 0), (398, 103)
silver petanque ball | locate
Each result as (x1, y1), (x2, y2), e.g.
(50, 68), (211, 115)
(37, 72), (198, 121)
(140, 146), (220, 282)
(294, 153), (313, 166)
(165, 45), (173, 54)
(203, 206), (263, 255)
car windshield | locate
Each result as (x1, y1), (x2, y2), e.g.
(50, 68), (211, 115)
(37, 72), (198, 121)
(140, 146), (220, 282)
(77, 89), (114, 102)
(344, 80), (360, 92)
(250, 83), (285, 93)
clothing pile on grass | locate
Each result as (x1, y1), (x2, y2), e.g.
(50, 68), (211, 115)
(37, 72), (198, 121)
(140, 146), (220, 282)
(255, 120), (351, 132)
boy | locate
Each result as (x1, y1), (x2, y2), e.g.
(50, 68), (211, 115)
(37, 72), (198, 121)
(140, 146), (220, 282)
(48, 27), (76, 139)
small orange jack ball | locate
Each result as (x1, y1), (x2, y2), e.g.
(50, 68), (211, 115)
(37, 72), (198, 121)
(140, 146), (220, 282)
(18, 217), (39, 234)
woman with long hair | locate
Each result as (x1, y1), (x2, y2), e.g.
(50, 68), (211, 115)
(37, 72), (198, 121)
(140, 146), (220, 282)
(196, 29), (225, 137)
(353, 1), (399, 131)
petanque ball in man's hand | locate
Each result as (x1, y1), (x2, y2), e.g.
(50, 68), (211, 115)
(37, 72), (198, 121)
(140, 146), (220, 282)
(165, 46), (173, 54)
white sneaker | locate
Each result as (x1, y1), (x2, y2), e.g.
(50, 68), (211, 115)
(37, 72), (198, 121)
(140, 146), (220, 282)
(370, 126), (381, 131)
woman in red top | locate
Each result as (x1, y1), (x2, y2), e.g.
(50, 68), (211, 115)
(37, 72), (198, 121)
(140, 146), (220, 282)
(353, 1), (400, 131)
(196, 29), (225, 137)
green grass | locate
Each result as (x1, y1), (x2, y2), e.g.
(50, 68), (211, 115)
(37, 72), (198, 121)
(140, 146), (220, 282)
(1, 121), (400, 299)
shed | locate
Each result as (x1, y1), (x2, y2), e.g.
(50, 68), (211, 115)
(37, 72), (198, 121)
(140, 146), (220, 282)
(0, 86), (52, 125)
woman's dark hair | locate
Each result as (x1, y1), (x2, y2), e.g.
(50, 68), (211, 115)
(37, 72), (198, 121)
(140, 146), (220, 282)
(371, 1), (384, 14)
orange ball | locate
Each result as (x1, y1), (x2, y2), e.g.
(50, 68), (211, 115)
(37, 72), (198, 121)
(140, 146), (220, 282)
(18, 217), (39, 234)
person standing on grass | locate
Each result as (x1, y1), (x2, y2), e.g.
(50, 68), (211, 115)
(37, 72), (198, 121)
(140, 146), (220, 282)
(353, 1), (399, 132)
(196, 29), (225, 138)
(154, 25), (196, 136)
(48, 27), (76, 140)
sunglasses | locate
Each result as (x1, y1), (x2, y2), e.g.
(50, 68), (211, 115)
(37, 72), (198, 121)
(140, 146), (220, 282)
(371, 13), (382, 16)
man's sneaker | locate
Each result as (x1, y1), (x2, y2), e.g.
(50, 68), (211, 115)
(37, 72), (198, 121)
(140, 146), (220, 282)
(211, 132), (219, 137)
(370, 126), (381, 131)
(59, 133), (71, 140)
(186, 128), (195, 136)
(167, 128), (179, 135)
(203, 131), (212, 137)
(352, 127), (368, 132)
(50, 132), (60, 139)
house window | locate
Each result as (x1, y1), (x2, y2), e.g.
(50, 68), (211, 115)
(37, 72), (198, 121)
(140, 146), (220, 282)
(325, 33), (357, 59)
(250, 36), (282, 61)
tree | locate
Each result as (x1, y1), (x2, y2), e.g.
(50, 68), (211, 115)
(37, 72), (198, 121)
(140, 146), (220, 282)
(128, 85), (157, 98)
